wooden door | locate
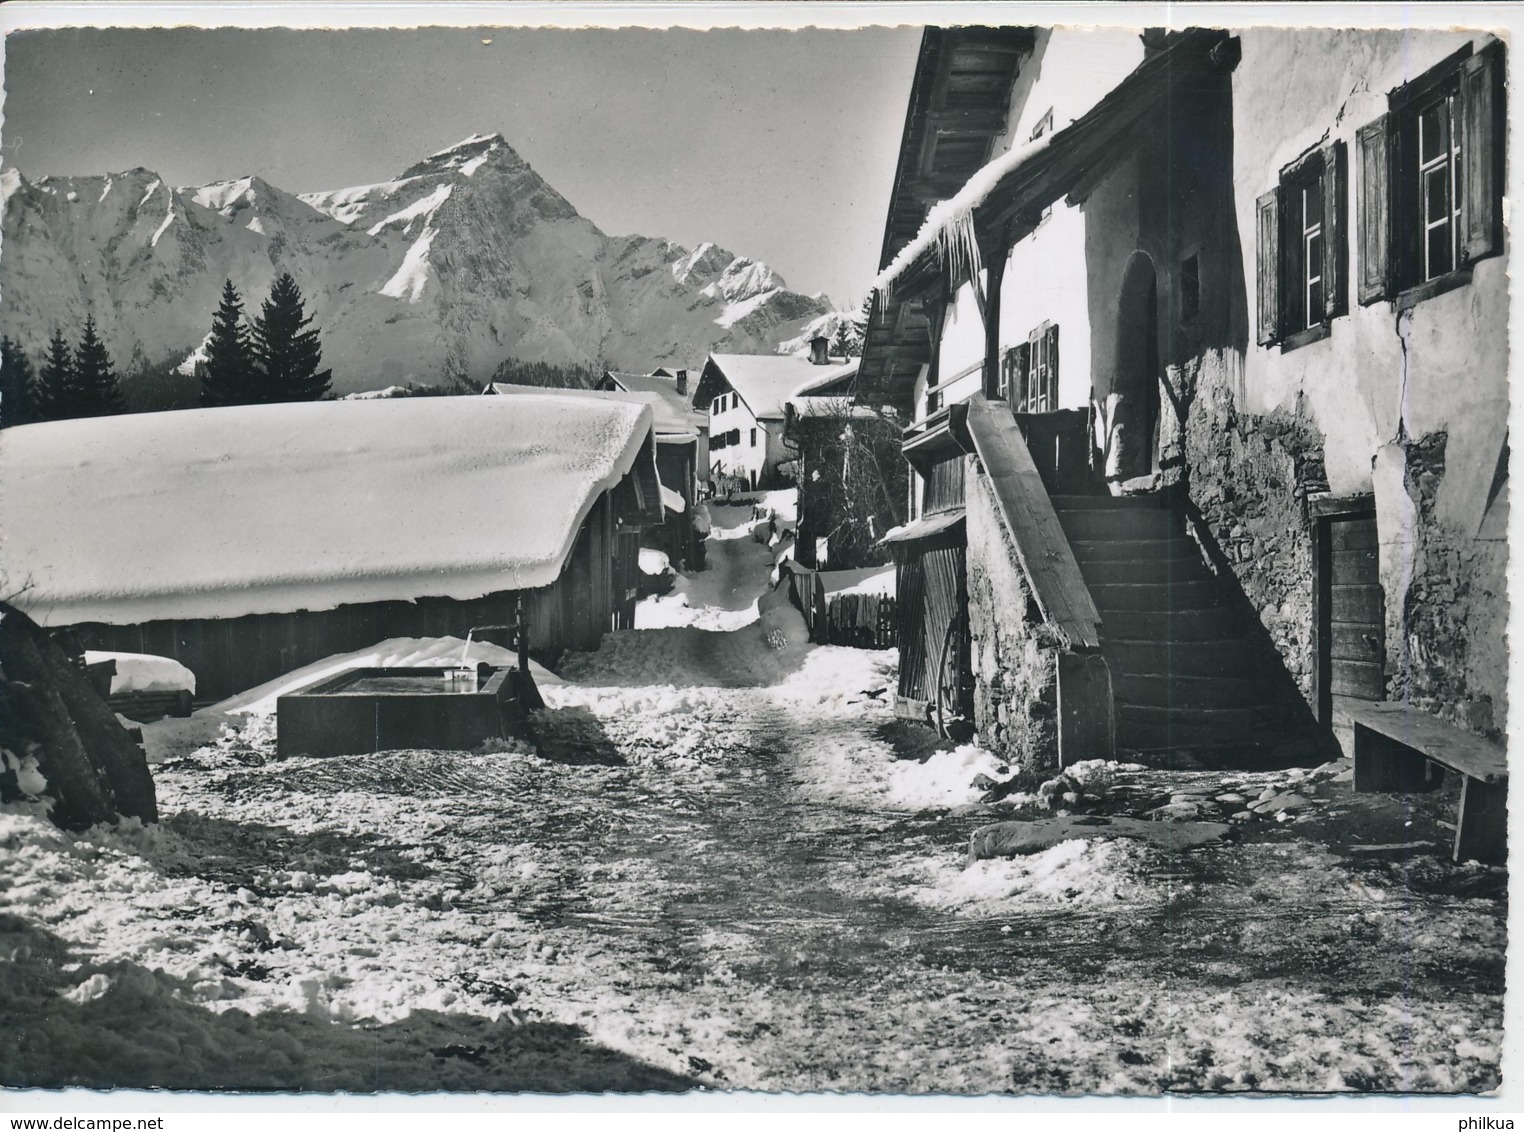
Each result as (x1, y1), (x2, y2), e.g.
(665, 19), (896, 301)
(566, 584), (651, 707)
(1317, 508), (1384, 724)
(893, 524), (967, 726)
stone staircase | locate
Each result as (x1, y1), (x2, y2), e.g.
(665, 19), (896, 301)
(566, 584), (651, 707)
(1052, 493), (1286, 766)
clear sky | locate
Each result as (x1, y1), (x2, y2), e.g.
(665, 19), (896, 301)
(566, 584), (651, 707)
(1, 25), (923, 307)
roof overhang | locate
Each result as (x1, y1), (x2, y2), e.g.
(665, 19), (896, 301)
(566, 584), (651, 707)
(859, 28), (1239, 410)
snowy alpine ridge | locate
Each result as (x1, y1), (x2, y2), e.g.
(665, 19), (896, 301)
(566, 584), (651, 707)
(0, 134), (834, 396)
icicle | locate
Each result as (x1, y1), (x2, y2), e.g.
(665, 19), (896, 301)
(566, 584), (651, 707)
(936, 207), (981, 290)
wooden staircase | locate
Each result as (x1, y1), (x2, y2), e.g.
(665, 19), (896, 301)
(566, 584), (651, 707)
(1053, 493), (1286, 765)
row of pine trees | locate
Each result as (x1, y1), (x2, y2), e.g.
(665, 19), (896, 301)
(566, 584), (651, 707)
(0, 272), (331, 428)
(1, 317), (124, 426)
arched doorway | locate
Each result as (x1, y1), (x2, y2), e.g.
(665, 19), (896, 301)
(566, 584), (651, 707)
(1102, 253), (1161, 486)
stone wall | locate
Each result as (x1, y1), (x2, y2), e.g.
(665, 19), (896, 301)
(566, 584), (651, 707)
(1384, 433), (1510, 741)
(965, 462), (1058, 771)
(1181, 351), (1327, 707)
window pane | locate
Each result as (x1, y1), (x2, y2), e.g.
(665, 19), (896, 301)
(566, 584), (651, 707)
(1307, 277), (1324, 323)
(1419, 100), (1449, 165)
(1427, 223), (1453, 279)
(1424, 166), (1451, 225)
(1303, 179), (1322, 227)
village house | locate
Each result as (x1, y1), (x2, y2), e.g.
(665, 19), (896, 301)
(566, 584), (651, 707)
(487, 377), (707, 570)
(596, 366), (710, 491)
(694, 341), (857, 492)
(0, 394), (664, 701)
(860, 27), (1508, 782)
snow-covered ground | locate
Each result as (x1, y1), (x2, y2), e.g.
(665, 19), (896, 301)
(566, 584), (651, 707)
(0, 492), (1505, 1094)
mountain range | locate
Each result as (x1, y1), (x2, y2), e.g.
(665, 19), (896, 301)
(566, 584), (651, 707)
(0, 133), (834, 397)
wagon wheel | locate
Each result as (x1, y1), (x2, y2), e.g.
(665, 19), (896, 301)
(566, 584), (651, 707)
(933, 617), (971, 741)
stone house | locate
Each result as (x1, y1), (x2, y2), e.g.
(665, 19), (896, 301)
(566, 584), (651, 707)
(859, 26), (1507, 769)
(694, 343), (857, 491)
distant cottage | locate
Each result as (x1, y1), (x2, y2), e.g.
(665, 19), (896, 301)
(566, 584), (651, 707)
(0, 395), (665, 700)
(695, 342), (858, 492)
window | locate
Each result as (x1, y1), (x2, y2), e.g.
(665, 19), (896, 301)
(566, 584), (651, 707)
(750, 428), (758, 448)
(1357, 40), (1504, 306)
(1001, 322), (1059, 413)
(1256, 143), (1347, 350)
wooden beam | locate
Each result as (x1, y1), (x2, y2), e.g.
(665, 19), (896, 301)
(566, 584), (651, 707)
(982, 230), (1007, 398)
(962, 395), (1103, 651)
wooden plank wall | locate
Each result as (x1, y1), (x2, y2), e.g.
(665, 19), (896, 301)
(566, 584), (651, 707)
(71, 489), (629, 702)
(893, 530), (965, 705)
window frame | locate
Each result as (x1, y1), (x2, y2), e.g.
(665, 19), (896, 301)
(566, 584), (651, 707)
(1256, 142), (1347, 352)
(1358, 39), (1504, 309)
(1002, 322), (1059, 413)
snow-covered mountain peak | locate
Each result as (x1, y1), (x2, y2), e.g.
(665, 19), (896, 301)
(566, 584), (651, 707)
(3, 133), (833, 397)
(717, 257), (785, 304)
(400, 133), (521, 180)
(671, 241), (732, 286)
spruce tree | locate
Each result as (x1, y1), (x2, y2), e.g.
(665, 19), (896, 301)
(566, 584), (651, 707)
(199, 279), (256, 407)
(0, 336), (39, 427)
(251, 273), (332, 403)
(34, 329), (75, 422)
(72, 315), (125, 418)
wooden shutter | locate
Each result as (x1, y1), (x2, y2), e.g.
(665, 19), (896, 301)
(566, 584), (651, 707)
(1322, 141), (1349, 319)
(1012, 341), (1031, 411)
(1044, 323), (1060, 411)
(1255, 188), (1281, 345)
(1356, 114), (1394, 305)
(1460, 39), (1505, 265)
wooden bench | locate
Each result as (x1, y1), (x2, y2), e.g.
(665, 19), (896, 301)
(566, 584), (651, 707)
(1346, 700), (1507, 865)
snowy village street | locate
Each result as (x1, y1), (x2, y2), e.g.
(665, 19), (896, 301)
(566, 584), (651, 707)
(0, 498), (1508, 1096)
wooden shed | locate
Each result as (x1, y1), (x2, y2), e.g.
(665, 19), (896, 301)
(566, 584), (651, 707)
(0, 395), (664, 701)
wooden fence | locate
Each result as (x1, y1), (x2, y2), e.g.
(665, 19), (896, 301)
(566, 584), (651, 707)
(784, 566), (897, 649)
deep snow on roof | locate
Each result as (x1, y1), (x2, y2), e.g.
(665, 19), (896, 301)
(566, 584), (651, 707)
(706, 355), (858, 421)
(484, 382), (698, 441)
(603, 371), (705, 431)
(0, 396), (654, 627)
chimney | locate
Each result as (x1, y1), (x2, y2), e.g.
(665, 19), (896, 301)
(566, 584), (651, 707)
(809, 336), (830, 366)
(675, 368), (689, 395)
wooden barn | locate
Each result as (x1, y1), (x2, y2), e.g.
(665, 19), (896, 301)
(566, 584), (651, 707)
(486, 379), (706, 570)
(0, 394), (664, 702)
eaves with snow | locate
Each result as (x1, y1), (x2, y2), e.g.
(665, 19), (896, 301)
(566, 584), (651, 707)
(0, 396), (658, 626)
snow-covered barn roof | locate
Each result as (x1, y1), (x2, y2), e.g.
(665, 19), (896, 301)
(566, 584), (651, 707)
(601, 371), (706, 434)
(0, 395), (658, 627)
(484, 382), (699, 442)
(698, 355), (858, 421)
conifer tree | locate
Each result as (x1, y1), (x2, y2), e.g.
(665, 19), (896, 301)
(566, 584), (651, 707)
(71, 315), (125, 418)
(34, 329), (75, 422)
(251, 273), (331, 403)
(0, 336), (39, 428)
(199, 279), (256, 407)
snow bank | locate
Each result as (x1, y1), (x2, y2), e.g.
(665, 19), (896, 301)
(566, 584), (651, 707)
(818, 565), (895, 598)
(902, 838), (1162, 915)
(638, 549), (671, 577)
(752, 487), (798, 525)
(84, 650), (196, 695)
(0, 396), (655, 625)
